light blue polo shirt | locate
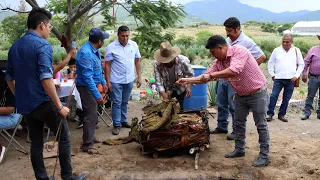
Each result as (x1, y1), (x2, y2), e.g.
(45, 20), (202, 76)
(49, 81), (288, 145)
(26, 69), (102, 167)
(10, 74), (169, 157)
(226, 32), (265, 60)
(105, 39), (141, 84)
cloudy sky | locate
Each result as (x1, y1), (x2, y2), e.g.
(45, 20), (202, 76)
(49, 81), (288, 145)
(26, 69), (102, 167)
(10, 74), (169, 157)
(3, 0), (319, 13)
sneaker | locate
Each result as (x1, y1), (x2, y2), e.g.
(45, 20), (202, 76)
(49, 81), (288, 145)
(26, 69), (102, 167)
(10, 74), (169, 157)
(300, 114), (309, 120)
(0, 145), (6, 163)
(112, 127), (120, 135)
(278, 116), (288, 122)
(74, 115), (80, 122)
(266, 115), (273, 122)
(77, 122), (83, 129)
(210, 127), (228, 134)
(121, 122), (131, 128)
(227, 132), (236, 140)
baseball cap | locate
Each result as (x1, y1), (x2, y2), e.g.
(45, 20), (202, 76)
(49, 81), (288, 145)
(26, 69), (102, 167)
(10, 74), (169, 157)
(89, 28), (110, 41)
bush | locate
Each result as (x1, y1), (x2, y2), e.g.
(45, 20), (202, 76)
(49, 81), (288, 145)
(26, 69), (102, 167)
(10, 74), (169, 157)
(294, 40), (315, 57)
(47, 38), (60, 46)
(0, 42), (12, 51)
(195, 30), (213, 46)
(208, 81), (217, 106)
(0, 53), (8, 60)
(173, 35), (195, 48)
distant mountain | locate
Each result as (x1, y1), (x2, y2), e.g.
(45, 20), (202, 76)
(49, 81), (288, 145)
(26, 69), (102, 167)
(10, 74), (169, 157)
(0, 11), (16, 21)
(184, 0), (320, 24)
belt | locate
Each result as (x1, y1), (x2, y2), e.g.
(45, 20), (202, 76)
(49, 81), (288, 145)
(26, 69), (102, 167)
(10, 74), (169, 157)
(238, 87), (266, 97)
(309, 73), (320, 78)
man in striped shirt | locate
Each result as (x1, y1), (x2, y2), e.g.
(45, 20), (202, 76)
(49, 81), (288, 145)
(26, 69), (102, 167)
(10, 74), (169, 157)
(301, 34), (320, 120)
(176, 35), (270, 167)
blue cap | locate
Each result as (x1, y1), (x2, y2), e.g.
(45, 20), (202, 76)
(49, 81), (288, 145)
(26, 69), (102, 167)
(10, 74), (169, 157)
(89, 28), (110, 41)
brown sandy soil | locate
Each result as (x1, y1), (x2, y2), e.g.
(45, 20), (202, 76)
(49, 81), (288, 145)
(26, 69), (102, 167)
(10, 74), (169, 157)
(1, 101), (320, 180)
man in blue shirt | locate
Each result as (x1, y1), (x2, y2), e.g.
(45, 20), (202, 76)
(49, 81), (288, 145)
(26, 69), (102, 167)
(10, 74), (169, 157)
(76, 28), (109, 154)
(6, 8), (86, 180)
(105, 26), (142, 135)
(210, 17), (266, 141)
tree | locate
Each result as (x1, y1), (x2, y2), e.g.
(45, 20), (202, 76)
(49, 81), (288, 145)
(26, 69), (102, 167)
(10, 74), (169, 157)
(2, 0), (185, 55)
(18, 0), (27, 12)
(1, 14), (28, 43)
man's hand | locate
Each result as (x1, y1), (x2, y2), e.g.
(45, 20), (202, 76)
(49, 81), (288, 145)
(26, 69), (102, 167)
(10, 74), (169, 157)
(200, 74), (211, 83)
(272, 76), (275, 81)
(68, 48), (77, 56)
(103, 84), (108, 93)
(55, 84), (61, 90)
(176, 78), (188, 86)
(137, 79), (142, 88)
(58, 106), (70, 119)
(107, 82), (112, 92)
(159, 91), (168, 100)
(186, 88), (192, 98)
(302, 75), (308, 83)
(97, 98), (104, 105)
(291, 77), (298, 83)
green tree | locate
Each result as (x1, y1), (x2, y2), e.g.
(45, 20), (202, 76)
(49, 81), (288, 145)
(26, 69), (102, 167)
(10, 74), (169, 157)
(1, 14), (27, 43)
(195, 30), (213, 45)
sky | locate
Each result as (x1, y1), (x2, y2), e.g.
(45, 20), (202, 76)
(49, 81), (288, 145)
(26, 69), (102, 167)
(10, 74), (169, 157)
(2, 0), (319, 13)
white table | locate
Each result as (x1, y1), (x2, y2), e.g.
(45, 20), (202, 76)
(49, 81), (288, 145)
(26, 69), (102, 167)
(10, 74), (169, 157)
(54, 79), (82, 110)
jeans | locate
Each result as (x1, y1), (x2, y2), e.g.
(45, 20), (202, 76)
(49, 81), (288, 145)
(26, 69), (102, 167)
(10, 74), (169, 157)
(25, 101), (72, 180)
(216, 81), (235, 132)
(110, 82), (134, 127)
(77, 86), (98, 152)
(0, 114), (21, 129)
(267, 79), (295, 117)
(234, 89), (270, 159)
(303, 76), (320, 116)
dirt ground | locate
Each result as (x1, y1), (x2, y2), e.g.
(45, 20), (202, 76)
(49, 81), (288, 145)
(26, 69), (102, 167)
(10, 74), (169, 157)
(1, 100), (320, 180)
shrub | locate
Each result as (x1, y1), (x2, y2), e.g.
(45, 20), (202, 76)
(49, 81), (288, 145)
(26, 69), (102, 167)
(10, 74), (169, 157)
(195, 30), (213, 46)
(0, 42), (12, 51)
(47, 38), (60, 46)
(208, 81), (217, 106)
(173, 35), (195, 48)
(294, 40), (315, 57)
(0, 53), (8, 60)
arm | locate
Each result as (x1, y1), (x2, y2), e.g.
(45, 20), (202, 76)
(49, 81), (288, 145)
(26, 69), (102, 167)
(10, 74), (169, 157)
(7, 80), (15, 95)
(256, 55), (266, 65)
(295, 48), (305, 78)
(154, 62), (168, 99)
(302, 48), (313, 82)
(0, 89), (15, 115)
(209, 68), (236, 79)
(267, 49), (277, 79)
(6, 48), (15, 95)
(249, 41), (266, 65)
(135, 58), (142, 88)
(77, 52), (102, 100)
(0, 107), (15, 115)
(53, 48), (76, 74)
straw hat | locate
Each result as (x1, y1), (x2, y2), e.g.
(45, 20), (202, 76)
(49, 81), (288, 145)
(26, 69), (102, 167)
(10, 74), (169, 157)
(154, 42), (181, 63)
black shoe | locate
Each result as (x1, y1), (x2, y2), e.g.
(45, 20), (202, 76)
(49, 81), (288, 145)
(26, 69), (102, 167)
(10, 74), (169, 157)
(278, 116), (288, 122)
(300, 114), (309, 120)
(266, 115), (273, 122)
(77, 122), (83, 129)
(68, 173), (87, 180)
(252, 157), (270, 167)
(121, 122), (131, 128)
(210, 127), (228, 134)
(227, 132), (236, 140)
(112, 127), (120, 135)
(225, 150), (245, 158)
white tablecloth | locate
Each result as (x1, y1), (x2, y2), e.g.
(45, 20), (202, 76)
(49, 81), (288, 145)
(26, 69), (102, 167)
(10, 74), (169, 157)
(54, 79), (82, 110)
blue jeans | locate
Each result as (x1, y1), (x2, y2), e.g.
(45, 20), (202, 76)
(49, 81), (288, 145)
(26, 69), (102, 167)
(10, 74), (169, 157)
(0, 114), (21, 129)
(267, 79), (295, 117)
(216, 81), (235, 132)
(111, 82), (134, 127)
(303, 76), (320, 116)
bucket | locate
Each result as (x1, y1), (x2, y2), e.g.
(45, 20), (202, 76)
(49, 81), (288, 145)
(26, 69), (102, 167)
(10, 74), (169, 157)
(131, 90), (141, 101)
(183, 65), (208, 111)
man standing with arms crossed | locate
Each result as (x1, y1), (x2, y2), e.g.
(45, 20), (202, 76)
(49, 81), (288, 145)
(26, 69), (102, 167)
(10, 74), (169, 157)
(6, 8), (86, 180)
(211, 17), (266, 141)
(105, 26), (142, 135)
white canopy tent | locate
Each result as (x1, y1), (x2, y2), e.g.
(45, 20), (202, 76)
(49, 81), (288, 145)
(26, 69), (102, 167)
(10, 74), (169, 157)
(291, 21), (320, 36)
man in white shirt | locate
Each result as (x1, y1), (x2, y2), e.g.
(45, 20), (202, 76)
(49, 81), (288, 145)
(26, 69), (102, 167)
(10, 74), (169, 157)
(267, 33), (304, 122)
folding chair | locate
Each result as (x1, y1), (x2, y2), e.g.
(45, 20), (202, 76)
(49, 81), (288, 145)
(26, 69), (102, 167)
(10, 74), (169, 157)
(97, 94), (113, 127)
(0, 113), (28, 164)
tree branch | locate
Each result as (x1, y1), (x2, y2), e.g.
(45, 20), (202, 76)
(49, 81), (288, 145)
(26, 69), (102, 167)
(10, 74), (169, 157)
(88, 6), (104, 19)
(116, 2), (142, 25)
(0, 7), (29, 13)
(67, 0), (72, 15)
(69, 0), (99, 23)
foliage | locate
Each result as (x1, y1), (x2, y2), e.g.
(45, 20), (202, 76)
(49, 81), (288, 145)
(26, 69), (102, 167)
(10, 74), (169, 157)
(173, 35), (195, 48)
(0, 14), (27, 43)
(133, 26), (175, 58)
(0, 42), (12, 51)
(207, 81), (217, 106)
(294, 39), (314, 57)
(47, 38), (61, 46)
(195, 30), (213, 46)
(277, 23), (294, 33)
(52, 45), (67, 65)
(261, 23), (278, 33)
(0, 53), (8, 60)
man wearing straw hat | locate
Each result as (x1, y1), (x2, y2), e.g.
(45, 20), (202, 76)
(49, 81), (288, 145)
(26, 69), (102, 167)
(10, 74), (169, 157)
(153, 42), (194, 110)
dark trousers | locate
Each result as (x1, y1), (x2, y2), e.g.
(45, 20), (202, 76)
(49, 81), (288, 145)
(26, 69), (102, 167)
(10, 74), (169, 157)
(303, 75), (320, 116)
(172, 90), (186, 110)
(77, 86), (98, 151)
(267, 79), (295, 117)
(25, 101), (72, 180)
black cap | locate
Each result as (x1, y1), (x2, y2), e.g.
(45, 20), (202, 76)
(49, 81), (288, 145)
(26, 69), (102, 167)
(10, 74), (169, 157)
(89, 28), (110, 42)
